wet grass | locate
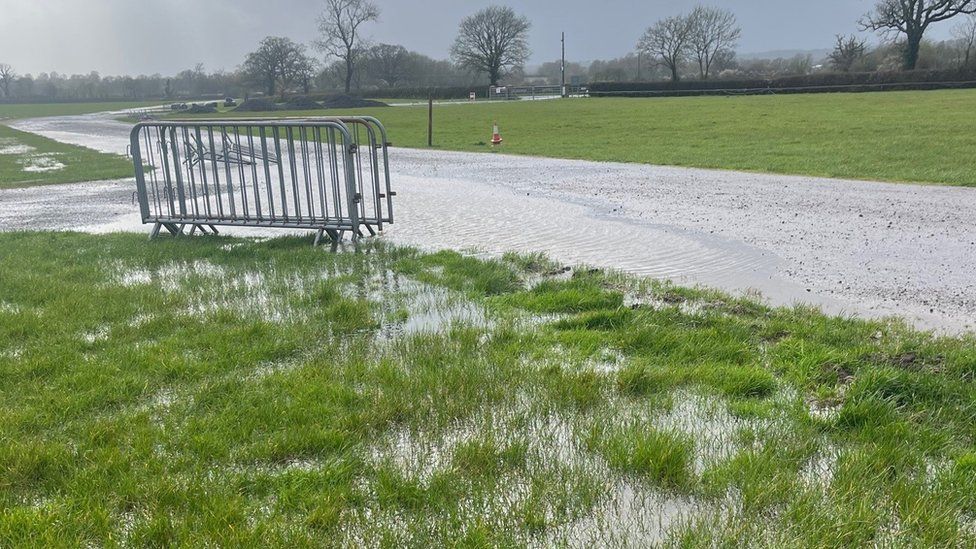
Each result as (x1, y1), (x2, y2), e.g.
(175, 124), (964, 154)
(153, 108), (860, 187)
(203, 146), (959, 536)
(0, 101), (159, 122)
(188, 89), (976, 187)
(2, 231), (976, 546)
(0, 125), (133, 188)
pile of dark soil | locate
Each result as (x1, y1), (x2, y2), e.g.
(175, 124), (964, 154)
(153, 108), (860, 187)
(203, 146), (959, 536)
(233, 98), (279, 113)
(185, 103), (217, 114)
(322, 95), (389, 109)
(284, 97), (324, 110)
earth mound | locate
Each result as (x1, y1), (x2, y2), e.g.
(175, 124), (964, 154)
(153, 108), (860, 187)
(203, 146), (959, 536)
(283, 97), (324, 110)
(232, 98), (279, 113)
(322, 95), (388, 109)
(184, 103), (217, 114)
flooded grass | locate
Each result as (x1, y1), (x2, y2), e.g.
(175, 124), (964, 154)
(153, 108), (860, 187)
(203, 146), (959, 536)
(0, 124), (132, 188)
(1, 231), (976, 546)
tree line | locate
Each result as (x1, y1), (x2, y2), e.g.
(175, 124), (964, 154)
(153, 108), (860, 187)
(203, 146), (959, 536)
(2, 0), (976, 102)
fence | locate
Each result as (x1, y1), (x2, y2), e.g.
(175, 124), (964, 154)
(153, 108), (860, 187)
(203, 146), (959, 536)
(487, 85), (588, 101)
(129, 117), (394, 245)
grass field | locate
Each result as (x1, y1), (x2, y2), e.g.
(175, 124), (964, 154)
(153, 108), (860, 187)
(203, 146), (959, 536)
(0, 125), (133, 189)
(188, 90), (976, 187)
(2, 231), (976, 546)
(0, 101), (160, 121)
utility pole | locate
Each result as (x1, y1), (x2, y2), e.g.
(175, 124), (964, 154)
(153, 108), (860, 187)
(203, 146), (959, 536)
(637, 51), (642, 81)
(561, 32), (567, 98)
(427, 91), (433, 147)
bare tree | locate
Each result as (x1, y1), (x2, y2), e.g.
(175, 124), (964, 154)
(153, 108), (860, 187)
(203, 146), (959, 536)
(242, 37), (306, 97)
(637, 15), (693, 82)
(316, 0), (379, 93)
(0, 64), (15, 98)
(451, 6), (531, 86)
(366, 43), (410, 87)
(687, 6), (741, 79)
(861, 0), (976, 70)
(295, 54), (319, 95)
(953, 14), (976, 66)
(829, 34), (869, 71)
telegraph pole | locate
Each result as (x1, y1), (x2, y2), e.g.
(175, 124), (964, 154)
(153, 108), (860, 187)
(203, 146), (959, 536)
(637, 51), (642, 81)
(561, 32), (567, 98)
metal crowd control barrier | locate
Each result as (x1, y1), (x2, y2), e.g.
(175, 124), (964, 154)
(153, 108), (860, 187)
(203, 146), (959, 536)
(129, 117), (395, 245)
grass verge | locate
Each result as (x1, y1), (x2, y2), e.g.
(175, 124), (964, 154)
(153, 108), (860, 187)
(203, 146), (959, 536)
(1, 232), (975, 546)
(0, 101), (160, 122)
(0, 125), (133, 189)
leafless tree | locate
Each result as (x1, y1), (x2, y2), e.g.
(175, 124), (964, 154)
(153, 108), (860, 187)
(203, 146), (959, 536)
(0, 64), (15, 98)
(861, 0), (976, 70)
(242, 37), (307, 97)
(953, 14), (976, 66)
(316, 0), (379, 93)
(829, 34), (869, 71)
(687, 6), (741, 79)
(295, 55), (319, 95)
(637, 15), (693, 82)
(366, 44), (410, 87)
(451, 6), (531, 86)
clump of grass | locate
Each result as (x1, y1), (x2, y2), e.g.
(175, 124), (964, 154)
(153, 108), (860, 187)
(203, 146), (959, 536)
(395, 250), (520, 297)
(617, 361), (678, 397)
(587, 424), (694, 489)
(494, 276), (623, 314)
(452, 437), (527, 479)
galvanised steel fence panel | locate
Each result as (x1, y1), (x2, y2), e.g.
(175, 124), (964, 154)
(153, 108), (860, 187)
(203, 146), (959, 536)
(130, 118), (395, 244)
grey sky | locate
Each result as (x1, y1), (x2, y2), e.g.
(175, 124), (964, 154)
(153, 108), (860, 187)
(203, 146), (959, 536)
(0, 0), (960, 75)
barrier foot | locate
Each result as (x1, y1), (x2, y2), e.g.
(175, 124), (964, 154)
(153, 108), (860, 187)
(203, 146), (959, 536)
(149, 223), (162, 240)
(313, 229), (325, 247)
(209, 225), (219, 235)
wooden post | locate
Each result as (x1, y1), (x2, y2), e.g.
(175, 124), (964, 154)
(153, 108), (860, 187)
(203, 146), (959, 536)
(427, 92), (433, 148)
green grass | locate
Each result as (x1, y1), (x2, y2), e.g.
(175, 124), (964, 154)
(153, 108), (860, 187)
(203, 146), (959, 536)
(2, 231), (976, 546)
(189, 89), (976, 187)
(0, 125), (133, 188)
(0, 101), (160, 121)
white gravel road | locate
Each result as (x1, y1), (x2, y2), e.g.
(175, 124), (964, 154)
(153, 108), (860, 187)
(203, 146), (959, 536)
(4, 111), (975, 332)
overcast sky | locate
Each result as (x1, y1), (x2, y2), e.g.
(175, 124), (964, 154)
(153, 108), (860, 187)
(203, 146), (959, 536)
(0, 0), (961, 76)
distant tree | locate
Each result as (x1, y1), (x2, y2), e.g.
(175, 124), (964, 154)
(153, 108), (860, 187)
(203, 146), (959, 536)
(451, 6), (531, 86)
(953, 14), (976, 66)
(0, 64), (16, 98)
(861, 0), (976, 70)
(316, 0), (380, 93)
(537, 59), (588, 85)
(829, 34), (869, 71)
(366, 43), (410, 87)
(687, 6), (741, 79)
(243, 37), (306, 96)
(295, 55), (319, 95)
(787, 53), (815, 75)
(637, 15), (693, 82)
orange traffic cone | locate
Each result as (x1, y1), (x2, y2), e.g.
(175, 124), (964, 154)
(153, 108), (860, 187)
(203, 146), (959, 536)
(491, 122), (503, 146)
